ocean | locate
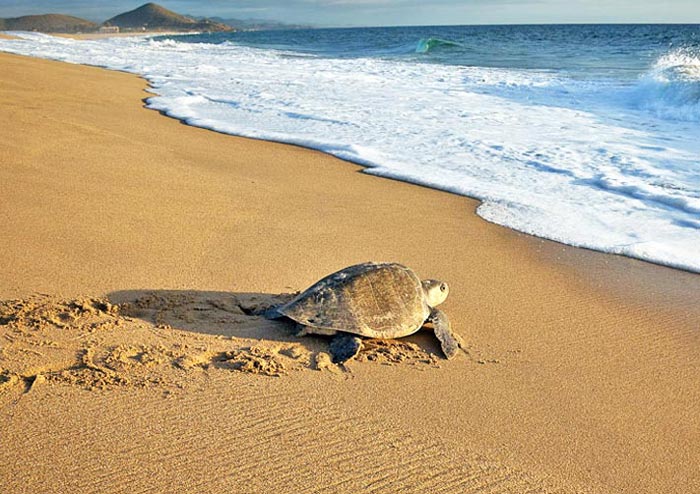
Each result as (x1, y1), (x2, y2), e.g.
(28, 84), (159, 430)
(1, 25), (699, 271)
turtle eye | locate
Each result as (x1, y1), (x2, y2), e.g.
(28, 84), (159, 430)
(440, 284), (446, 292)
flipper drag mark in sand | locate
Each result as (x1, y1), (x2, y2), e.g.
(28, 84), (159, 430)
(0, 291), (457, 398)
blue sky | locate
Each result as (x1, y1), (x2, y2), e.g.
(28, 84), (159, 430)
(1, 0), (699, 26)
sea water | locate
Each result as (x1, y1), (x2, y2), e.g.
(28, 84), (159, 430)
(1, 25), (699, 271)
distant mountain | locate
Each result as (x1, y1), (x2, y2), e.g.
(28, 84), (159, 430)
(201, 16), (312, 31)
(103, 3), (232, 32)
(0, 14), (97, 33)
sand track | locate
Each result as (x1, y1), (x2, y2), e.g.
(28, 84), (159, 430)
(0, 292), (447, 397)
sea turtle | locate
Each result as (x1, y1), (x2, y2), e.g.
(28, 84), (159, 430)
(266, 262), (462, 363)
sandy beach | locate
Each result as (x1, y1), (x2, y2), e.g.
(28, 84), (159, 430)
(55, 31), (195, 40)
(1, 51), (699, 493)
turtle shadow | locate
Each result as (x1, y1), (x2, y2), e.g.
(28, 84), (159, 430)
(107, 289), (444, 370)
(108, 289), (300, 343)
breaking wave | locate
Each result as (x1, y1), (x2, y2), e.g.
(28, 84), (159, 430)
(415, 37), (462, 54)
(634, 47), (700, 121)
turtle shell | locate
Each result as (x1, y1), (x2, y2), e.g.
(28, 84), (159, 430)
(279, 262), (431, 338)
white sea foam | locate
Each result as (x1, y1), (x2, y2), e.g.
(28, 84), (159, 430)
(2, 32), (699, 272)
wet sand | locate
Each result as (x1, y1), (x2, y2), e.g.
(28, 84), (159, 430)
(1, 51), (698, 494)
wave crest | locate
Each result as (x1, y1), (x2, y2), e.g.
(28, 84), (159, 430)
(146, 38), (193, 51)
(415, 37), (462, 54)
(635, 47), (700, 121)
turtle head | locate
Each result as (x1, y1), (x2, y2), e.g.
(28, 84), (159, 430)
(422, 279), (449, 308)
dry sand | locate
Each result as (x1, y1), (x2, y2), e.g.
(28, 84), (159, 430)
(0, 51), (698, 494)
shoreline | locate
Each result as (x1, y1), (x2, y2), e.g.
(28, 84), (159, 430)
(4, 44), (699, 309)
(1, 51), (699, 494)
(3, 31), (696, 275)
(133, 58), (700, 281)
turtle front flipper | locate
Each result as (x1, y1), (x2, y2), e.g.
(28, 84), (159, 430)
(329, 333), (363, 363)
(429, 309), (462, 359)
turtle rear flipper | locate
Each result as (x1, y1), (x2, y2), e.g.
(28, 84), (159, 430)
(430, 309), (462, 359)
(329, 334), (363, 363)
